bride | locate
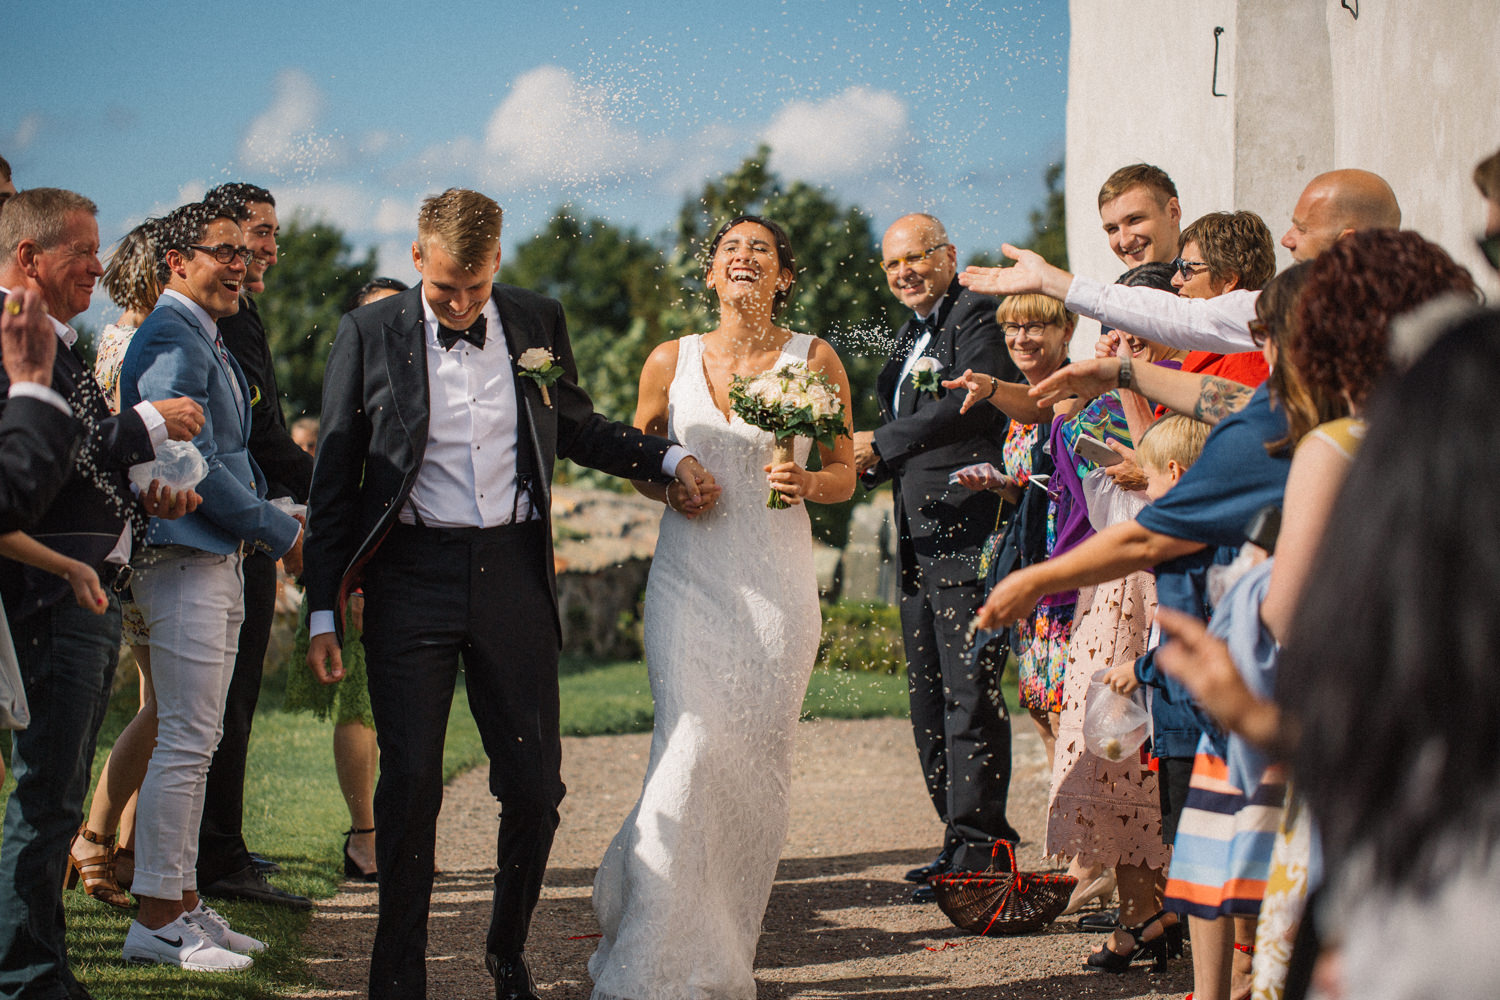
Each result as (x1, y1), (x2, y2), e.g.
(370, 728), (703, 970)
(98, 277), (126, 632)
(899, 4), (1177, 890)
(589, 216), (855, 1000)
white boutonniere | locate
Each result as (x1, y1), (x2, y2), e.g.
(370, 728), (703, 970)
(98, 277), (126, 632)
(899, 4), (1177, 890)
(909, 356), (944, 396)
(517, 347), (565, 406)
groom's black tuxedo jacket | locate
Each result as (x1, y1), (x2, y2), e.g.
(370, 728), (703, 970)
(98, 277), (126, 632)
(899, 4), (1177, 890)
(865, 277), (1019, 589)
(303, 283), (674, 636)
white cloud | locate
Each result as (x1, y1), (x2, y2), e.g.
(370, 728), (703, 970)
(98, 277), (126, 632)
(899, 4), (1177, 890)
(239, 68), (344, 176)
(482, 65), (655, 188)
(9, 114), (41, 152)
(274, 180), (385, 233)
(760, 87), (909, 181)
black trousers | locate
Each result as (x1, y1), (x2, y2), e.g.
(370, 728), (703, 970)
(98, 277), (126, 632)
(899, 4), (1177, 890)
(901, 571), (1019, 871)
(197, 548), (277, 885)
(360, 520), (563, 1000)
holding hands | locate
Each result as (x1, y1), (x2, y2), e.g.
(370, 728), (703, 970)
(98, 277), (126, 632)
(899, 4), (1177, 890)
(667, 455), (722, 518)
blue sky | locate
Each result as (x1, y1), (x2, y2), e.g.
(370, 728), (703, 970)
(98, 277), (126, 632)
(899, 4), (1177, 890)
(3, 0), (1067, 331)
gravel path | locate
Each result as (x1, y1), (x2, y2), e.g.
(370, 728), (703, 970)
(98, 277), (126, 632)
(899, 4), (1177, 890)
(297, 717), (1191, 999)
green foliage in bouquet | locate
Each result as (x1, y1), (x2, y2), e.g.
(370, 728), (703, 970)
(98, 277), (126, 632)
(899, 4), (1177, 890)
(729, 362), (849, 508)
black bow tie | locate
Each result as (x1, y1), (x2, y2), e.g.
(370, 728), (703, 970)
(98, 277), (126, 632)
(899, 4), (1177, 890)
(437, 315), (486, 351)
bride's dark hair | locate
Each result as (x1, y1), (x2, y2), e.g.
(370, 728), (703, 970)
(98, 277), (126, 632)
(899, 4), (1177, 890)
(705, 214), (797, 318)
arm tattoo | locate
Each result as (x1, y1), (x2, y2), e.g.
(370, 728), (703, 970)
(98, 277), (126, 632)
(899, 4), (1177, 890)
(1192, 376), (1253, 425)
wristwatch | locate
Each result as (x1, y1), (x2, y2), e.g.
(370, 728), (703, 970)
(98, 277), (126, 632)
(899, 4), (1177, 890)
(1117, 354), (1134, 391)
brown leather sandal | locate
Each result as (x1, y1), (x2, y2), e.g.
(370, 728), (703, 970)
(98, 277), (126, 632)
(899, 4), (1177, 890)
(64, 825), (134, 909)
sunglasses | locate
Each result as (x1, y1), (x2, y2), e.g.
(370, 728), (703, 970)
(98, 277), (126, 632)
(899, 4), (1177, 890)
(188, 243), (255, 267)
(1170, 257), (1211, 280)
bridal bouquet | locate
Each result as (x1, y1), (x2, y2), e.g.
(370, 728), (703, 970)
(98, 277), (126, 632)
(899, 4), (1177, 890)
(729, 362), (848, 508)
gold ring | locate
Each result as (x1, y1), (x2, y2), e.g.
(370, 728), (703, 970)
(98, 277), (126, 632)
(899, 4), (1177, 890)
(4, 300), (19, 316)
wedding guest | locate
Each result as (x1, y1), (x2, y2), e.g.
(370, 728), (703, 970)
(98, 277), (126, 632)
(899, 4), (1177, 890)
(118, 200), (304, 971)
(1273, 307), (1500, 1000)
(192, 182), (314, 910)
(0, 286), (79, 791)
(1072, 413), (1209, 973)
(961, 169), (1401, 355)
(290, 417), (318, 456)
(302, 188), (713, 999)
(66, 218), (167, 910)
(1098, 163), (1182, 267)
(0, 189), (200, 999)
(852, 213), (1029, 901)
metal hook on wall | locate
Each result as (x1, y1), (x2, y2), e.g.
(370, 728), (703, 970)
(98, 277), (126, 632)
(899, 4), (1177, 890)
(1341, 0), (1359, 19)
(1211, 26), (1227, 98)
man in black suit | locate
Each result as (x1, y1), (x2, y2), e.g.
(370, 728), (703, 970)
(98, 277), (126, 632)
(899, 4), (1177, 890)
(0, 288), (77, 535)
(193, 182), (314, 909)
(853, 213), (1028, 898)
(303, 189), (714, 1000)
(0, 188), (201, 1000)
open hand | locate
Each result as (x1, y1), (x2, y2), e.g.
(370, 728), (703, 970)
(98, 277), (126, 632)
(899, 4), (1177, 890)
(958, 244), (1069, 299)
(940, 368), (999, 415)
(1028, 358), (1121, 408)
(976, 569), (1043, 630)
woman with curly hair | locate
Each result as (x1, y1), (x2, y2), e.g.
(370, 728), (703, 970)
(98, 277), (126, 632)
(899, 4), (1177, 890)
(1157, 230), (1479, 1000)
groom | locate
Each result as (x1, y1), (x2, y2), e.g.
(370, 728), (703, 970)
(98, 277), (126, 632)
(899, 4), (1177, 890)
(304, 188), (713, 1000)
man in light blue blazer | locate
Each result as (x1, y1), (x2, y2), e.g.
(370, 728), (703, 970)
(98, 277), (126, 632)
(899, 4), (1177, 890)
(117, 201), (303, 973)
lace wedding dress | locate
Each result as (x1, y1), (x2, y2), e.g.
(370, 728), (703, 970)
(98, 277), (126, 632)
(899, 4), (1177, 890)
(590, 333), (821, 1000)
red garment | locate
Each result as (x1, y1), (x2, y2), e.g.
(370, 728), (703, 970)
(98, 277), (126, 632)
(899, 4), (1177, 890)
(1155, 350), (1269, 418)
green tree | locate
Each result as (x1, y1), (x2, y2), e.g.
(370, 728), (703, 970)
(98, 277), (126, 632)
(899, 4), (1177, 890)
(255, 216), (378, 418)
(499, 210), (671, 428)
(1018, 161), (1068, 269)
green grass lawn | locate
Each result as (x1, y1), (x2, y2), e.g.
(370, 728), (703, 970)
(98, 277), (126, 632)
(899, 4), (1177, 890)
(0, 650), (929, 997)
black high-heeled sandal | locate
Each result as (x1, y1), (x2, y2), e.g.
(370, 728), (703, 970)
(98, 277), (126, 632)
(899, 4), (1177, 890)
(1083, 909), (1177, 973)
(343, 827), (377, 881)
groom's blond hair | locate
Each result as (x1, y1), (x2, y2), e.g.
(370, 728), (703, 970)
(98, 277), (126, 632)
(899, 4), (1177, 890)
(416, 188), (502, 270)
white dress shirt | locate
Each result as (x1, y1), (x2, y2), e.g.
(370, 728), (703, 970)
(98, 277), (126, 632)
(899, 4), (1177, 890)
(1065, 275), (1261, 355)
(891, 294), (943, 413)
(402, 293), (531, 528)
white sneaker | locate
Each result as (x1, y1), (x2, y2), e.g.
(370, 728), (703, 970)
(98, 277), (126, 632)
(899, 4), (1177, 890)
(185, 902), (267, 953)
(122, 915), (254, 971)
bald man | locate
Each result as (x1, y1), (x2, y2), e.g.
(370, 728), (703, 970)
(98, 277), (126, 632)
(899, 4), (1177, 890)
(1281, 169), (1402, 260)
(855, 214), (1026, 896)
(961, 169), (1401, 355)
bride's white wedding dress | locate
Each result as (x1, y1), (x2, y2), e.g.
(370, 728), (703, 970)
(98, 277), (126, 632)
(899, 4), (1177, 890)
(589, 333), (821, 1000)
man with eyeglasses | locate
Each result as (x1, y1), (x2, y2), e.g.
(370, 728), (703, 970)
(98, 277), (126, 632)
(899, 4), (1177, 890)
(854, 213), (1029, 901)
(963, 169), (1401, 356)
(0, 188), (203, 1000)
(191, 183), (314, 911)
(116, 201), (305, 972)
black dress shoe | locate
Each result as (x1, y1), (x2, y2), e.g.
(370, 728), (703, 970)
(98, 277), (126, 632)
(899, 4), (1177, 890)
(1077, 908), (1120, 931)
(904, 848), (956, 884)
(66, 981), (94, 1000)
(248, 851), (282, 875)
(201, 864), (312, 910)
(911, 882), (938, 904)
(486, 952), (539, 1000)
